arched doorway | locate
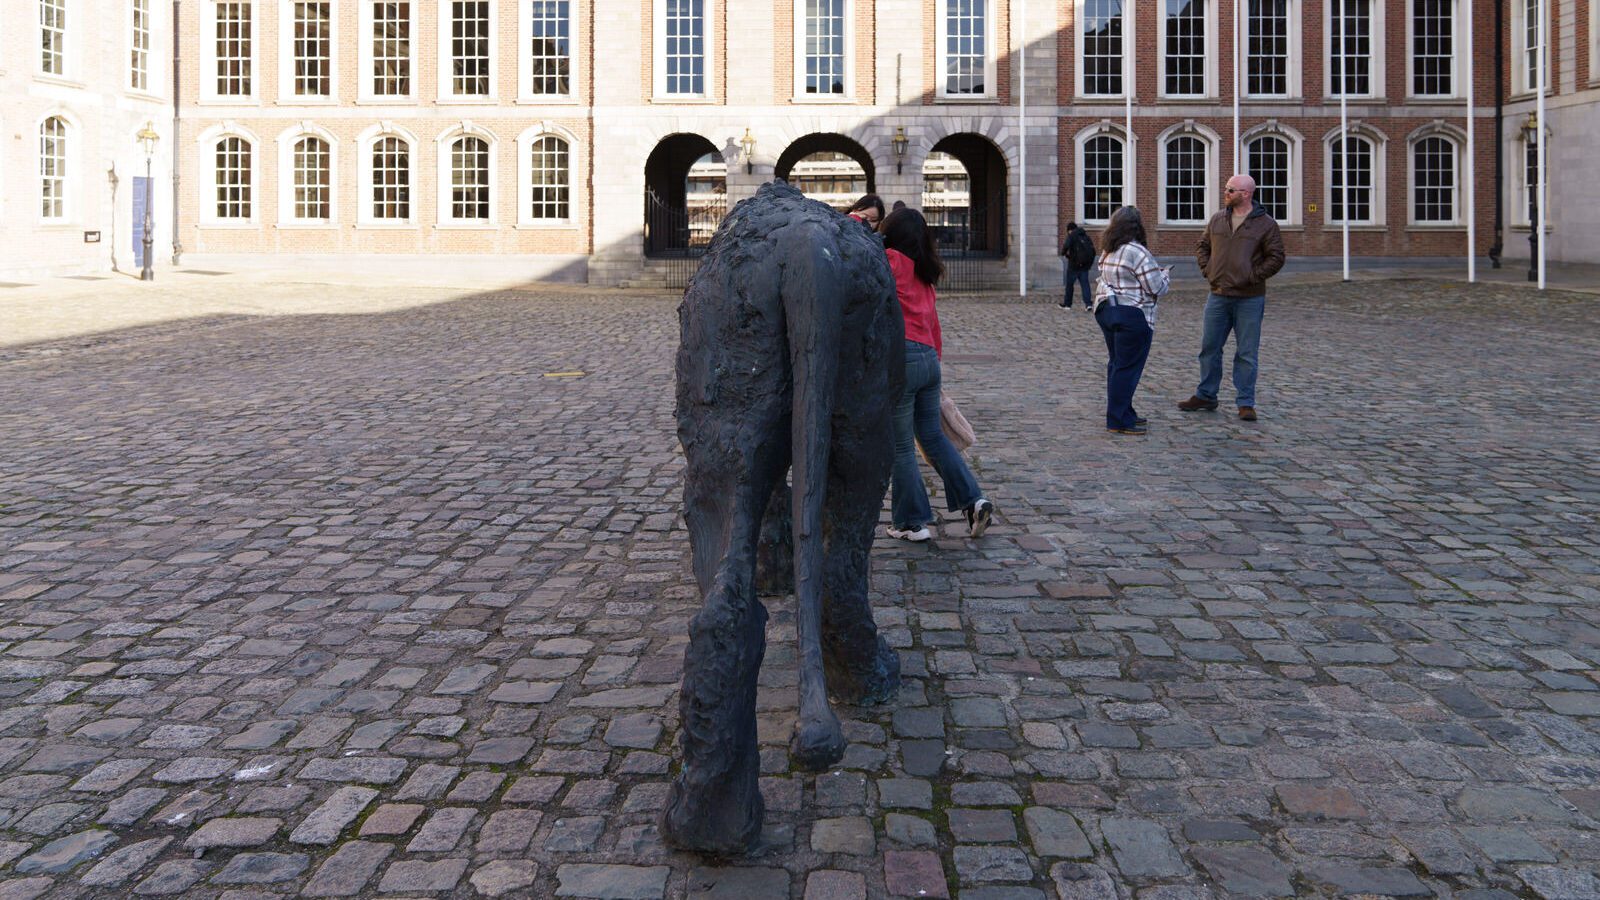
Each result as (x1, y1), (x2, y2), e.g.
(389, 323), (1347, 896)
(644, 134), (725, 267)
(924, 134), (1007, 258)
(775, 133), (876, 203)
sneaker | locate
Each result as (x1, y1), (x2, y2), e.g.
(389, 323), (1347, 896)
(1238, 406), (1258, 421)
(1133, 416), (1149, 427)
(1177, 395), (1219, 412)
(1057, 300), (1069, 309)
(1107, 424), (1149, 435)
(965, 499), (995, 538)
(887, 525), (932, 542)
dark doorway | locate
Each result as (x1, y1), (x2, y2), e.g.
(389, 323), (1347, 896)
(925, 134), (1006, 257)
(775, 133), (875, 195)
(644, 134), (726, 287)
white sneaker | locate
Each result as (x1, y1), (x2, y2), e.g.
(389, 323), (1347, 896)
(966, 498), (995, 538)
(887, 525), (932, 542)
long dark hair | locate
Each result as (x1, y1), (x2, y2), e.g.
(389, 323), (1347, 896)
(880, 207), (944, 287)
(1100, 206), (1147, 256)
(847, 194), (885, 220)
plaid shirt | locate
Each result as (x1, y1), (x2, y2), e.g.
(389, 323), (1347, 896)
(1093, 241), (1170, 328)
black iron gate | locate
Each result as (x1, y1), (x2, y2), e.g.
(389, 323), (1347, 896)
(645, 189), (726, 289)
(932, 189), (1007, 292)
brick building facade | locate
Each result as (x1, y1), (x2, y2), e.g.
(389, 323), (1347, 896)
(3, 1), (1596, 283)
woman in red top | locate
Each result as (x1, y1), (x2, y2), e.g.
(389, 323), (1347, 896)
(880, 208), (995, 542)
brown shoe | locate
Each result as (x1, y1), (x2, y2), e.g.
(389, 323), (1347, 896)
(1238, 406), (1257, 421)
(1178, 396), (1218, 412)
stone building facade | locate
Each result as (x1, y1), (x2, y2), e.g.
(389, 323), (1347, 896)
(6, 1), (1596, 283)
(0, 0), (174, 279)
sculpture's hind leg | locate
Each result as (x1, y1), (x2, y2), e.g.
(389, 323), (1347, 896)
(819, 428), (901, 706)
(662, 450), (783, 855)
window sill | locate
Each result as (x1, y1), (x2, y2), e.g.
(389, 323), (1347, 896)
(650, 96), (717, 104)
(126, 89), (167, 103)
(1159, 223), (1208, 230)
(934, 95), (998, 104)
(39, 221), (81, 229)
(514, 221), (578, 230)
(278, 96), (339, 104)
(435, 96), (500, 105)
(1323, 224), (1389, 232)
(199, 95), (260, 105)
(516, 96), (580, 105)
(1508, 224), (1554, 233)
(791, 95), (858, 104)
(1406, 224), (1467, 232)
(434, 223), (498, 230)
(355, 222), (418, 229)
(34, 74), (87, 89)
(1405, 94), (1465, 103)
(198, 222), (260, 229)
(1157, 94), (1219, 103)
(357, 96), (418, 104)
(1243, 94), (1301, 102)
(275, 222), (338, 229)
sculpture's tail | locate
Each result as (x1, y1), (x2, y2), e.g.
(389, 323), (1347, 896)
(783, 222), (847, 772)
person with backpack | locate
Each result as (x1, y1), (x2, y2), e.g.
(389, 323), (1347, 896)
(1059, 222), (1095, 310)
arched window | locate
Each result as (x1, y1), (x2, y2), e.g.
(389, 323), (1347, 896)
(293, 136), (331, 221)
(1082, 135), (1124, 224)
(1247, 135), (1292, 221)
(450, 136), (490, 221)
(1328, 134), (1376, 224)
(215, 136), (253, 220)
(1411, 135), (1457, 223)
(372, 136), (410, 221)
(1163, 134), (1210, 224)
(40, 117), (68, 220)
(527, 135), (570, 221)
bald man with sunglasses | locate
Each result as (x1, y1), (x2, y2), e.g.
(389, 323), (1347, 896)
(1179, 174), (1285, 422)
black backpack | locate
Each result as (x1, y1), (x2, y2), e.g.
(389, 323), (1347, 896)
(1066, 230), (1095, 270)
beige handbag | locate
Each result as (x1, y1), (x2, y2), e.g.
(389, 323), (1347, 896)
(939, 394), (976, 452)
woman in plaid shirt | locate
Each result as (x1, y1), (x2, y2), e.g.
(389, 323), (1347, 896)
(1092, 207), (1170, 435)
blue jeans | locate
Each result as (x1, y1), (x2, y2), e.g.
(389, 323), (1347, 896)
(1195, 293), (1265, 408)
(1062, 265), (1092, 308)
(891, 341), (982, 529)
(1095, 304), (1153, 430)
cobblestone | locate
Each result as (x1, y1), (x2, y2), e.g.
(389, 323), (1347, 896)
(2, 281), (1599, 896)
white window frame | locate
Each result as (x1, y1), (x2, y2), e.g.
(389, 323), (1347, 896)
(1323, 124), (1387, 226)
(129, 0), (154, 94)
(1325, 0), (1386, 100)
(1158, 0), (1216, 99)
(358, 1), (415, 102)
(276, 124), (338, 225)
(198, 122), (261, 226)
(437, 0), (499, 102)
(202, 1), (258, 103)
(792, 0), (855, 100)
(516, 122), (579, 227)
(936, 0), (997, 100)
(356, 122), (418, 226)
(1407, 124), (1465, 226)
(1076, 0), (1132, 99)
(39, 0), (72, 80)
(38, 112), (76, 224)
(1243, 0), (1302, 99)
(1074, 123), (1134, 226)
(1512, 0), (1542, 95)
(653, 0), (716, 100)
(1241, 121), (1304, 226)
(1406, 0), (1459, 98)
(1158, 122), (1218, 226)
(437, 122), (498, 226)
(1511, 124), (1547, 227)
(520, 0), (577, 101)
(279, 0), (339, 103)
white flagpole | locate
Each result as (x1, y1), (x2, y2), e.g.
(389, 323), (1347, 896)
(1536, 0), (1547, 289)
(1339, 0), (1350, 282)
(1465, 0), (1476, 282)
(1020, 0), (1027, 298)
(1233, 0), (1241, 167)
(1126, 0), (1135, 208)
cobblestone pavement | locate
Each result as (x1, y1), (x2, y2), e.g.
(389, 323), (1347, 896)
(2, 279), (1598, 900)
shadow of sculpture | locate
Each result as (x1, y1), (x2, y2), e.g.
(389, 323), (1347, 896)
(662, 181), (905, 855)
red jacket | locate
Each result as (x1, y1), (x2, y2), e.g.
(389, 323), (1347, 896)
(887, 248), (942, 357)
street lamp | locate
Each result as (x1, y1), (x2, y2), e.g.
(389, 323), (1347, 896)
(740, 129), (757, 175)
(137, 121), (159, 282)
(1520, 113), (1538, 283)
(892, 126), (909, 175)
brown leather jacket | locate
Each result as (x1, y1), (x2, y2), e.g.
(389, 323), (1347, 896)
(1196, 202), (1286, 297)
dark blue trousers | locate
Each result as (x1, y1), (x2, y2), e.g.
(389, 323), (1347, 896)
(1094, 303), (1153, 430)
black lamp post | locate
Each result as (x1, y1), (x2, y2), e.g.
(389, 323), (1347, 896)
(137, 121), (159, 282)
(892, 126), (909, 175)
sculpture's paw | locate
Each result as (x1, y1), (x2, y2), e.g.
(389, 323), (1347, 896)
(790, 714), (846, 772)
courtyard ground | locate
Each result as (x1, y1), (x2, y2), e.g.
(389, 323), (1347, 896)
(1, 274), (1598, 899)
